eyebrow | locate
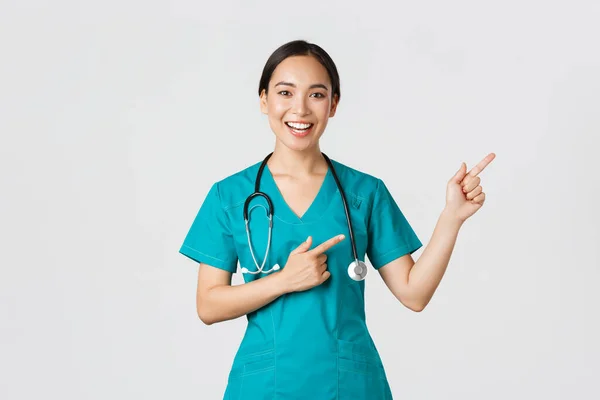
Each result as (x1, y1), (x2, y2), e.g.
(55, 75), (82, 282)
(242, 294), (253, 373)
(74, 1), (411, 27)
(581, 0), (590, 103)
(274, 81), (329, 91)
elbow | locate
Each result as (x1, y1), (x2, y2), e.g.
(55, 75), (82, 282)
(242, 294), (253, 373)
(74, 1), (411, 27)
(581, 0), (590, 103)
(197, 299), (228, 325)
(196, 287), (233, 325)
(197, 307), (219, 325)
(396, 286), (431, 312)
(196, 298), (217, 325)
(399, 296), (427, 312)
(197, 311), (215, 325)
(408, 303), (426, 312)
(411, 297), (432, 312)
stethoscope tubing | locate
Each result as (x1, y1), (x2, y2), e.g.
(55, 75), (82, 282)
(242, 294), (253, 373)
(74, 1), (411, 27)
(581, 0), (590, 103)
(243, 152), (361, 275)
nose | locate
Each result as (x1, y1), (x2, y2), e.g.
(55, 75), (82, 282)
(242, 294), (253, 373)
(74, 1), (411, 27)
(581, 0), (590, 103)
(291, 94), (309, 116)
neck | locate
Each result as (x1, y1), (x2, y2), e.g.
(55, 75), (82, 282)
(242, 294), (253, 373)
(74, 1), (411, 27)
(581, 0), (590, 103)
(267, 141), (327, 176)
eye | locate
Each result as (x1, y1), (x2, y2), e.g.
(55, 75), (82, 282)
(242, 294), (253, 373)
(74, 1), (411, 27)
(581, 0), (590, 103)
(310, 92), (325, 98)
(278, 90), (291, 96)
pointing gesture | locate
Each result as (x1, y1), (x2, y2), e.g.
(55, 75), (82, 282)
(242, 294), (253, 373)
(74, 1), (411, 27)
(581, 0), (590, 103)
(465, 153), (496, 178)
(308, 234), (346, 256)
(280, 234), (346, 292)
(446, 153), (496, 222)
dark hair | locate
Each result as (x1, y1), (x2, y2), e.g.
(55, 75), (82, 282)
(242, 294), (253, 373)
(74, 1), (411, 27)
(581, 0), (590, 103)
(258, 40), (341, 101)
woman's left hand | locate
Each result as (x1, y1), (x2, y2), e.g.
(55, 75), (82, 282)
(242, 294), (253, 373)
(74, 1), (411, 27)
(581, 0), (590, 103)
(445, 153), (496, 223)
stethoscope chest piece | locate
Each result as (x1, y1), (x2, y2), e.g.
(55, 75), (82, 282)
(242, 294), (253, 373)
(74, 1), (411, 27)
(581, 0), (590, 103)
(347, 260), (368, 281)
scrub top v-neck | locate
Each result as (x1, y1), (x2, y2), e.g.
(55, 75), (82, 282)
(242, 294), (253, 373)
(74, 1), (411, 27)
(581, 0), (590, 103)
(179, 158), (423, 400)
(262, 163), (336, 224)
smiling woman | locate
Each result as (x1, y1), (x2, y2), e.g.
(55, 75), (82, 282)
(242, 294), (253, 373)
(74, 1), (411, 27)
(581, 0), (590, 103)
(258, 43), (340, 153)
(179, 39), (495, 400)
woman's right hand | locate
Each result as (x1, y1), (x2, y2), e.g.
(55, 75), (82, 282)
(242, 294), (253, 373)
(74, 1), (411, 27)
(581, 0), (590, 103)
(277, 234), (346, 292)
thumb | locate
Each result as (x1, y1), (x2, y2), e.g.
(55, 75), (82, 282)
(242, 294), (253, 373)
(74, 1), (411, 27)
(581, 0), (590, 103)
(291, 236), (312, 255)
(451, 162), (467, 184)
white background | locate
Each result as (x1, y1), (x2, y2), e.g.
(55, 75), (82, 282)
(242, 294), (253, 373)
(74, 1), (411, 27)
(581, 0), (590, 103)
(1, 1), (599, 399)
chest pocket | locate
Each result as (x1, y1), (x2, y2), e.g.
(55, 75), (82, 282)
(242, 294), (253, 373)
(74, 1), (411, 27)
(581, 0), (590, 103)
(342, 192), (369, 261)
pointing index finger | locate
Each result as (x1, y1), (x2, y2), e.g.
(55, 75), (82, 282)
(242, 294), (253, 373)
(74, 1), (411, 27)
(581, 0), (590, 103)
(467, 152), (496, 177)
(310, 234), (346, 255)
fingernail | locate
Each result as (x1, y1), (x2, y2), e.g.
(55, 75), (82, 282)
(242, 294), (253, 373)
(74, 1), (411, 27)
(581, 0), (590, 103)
(339, 234), (345, 240)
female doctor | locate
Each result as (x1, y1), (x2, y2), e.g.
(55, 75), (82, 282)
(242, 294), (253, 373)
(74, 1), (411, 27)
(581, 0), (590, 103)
(179, 40), (495, 399)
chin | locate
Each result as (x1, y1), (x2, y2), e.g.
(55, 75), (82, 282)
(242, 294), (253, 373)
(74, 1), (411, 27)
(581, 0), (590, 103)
(272, 124), (322, 152)
(279, 137), (315, 152)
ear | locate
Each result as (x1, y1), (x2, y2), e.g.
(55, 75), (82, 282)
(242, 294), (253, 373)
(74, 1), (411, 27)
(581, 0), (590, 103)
(328, 94), (339, 118)
(259, 89), (268, 114)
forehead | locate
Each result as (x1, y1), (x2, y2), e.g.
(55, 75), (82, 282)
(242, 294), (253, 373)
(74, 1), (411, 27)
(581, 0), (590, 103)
(270, 55), (331, 87)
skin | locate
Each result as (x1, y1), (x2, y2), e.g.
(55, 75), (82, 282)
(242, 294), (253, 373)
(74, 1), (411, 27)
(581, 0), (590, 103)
(257, 55), (339, 220)
(194, 55), (496, 325)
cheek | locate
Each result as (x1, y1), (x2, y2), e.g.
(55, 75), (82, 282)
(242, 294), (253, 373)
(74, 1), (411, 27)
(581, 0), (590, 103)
(314, 101), (332, 119)
(268, 100), (288, 118)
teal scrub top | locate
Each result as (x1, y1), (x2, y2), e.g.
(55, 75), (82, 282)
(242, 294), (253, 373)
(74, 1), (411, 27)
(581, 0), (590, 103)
(180, 158), (422, 400)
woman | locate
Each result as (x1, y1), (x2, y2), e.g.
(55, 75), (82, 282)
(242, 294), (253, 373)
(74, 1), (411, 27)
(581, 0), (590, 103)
(179, 40), (495, 399)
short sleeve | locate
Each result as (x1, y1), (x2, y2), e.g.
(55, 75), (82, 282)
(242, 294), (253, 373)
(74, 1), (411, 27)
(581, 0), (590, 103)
(366, 179), (423, 269)
(179, 182), (238, 272)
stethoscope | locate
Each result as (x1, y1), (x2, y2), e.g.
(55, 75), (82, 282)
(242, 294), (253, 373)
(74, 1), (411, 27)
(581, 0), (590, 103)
(240, 152), (368, 281)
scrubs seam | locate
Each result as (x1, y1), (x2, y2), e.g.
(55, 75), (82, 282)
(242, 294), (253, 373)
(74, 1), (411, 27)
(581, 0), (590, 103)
(366, 179), (382, 228)
(222, 198), (246, 212)
(270, 308), (277, 400)
(335, 269), (342, 400)
(336, 351), (340, 400)
(180, 246), (228, 263)
(373, 241), (422, 269)
(180, 247), (238, 272)
(238, 349), (273, 359)
(377, 244), (413, 259)
(346, 191), (366, 203)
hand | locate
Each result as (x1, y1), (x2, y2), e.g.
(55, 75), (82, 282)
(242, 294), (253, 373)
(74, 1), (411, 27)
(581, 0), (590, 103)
(445, 153), (496, 222)
(277, 234), (346, 293)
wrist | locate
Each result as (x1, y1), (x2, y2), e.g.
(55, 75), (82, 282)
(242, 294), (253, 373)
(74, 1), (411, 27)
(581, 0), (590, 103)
(270, 269), (293, 295)
(441, 207), (465, 228)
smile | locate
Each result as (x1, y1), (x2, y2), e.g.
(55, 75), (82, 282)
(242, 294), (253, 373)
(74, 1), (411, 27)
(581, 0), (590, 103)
(285, 122), (314, 137)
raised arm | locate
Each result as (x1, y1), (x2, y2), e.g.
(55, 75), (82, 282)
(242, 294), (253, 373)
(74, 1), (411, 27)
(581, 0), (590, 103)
(378, 153), (495, 312)
(378, 211), (462, 312)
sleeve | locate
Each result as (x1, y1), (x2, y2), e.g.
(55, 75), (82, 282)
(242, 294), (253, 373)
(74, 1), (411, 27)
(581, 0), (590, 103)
(179, 182), (238, 273)
(366, 179), (423, 269)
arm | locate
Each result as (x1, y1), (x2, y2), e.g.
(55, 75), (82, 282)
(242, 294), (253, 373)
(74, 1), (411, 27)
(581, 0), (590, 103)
(196, 263), (288, 325)
(378, 208), (462, 312)
(379, 153), (494, 312)
(196, 234), (344, 325)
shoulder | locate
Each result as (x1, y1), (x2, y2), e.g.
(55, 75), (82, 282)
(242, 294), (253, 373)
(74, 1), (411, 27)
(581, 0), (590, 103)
(328, 157), (382, 198)
(208, 161), (262, 210)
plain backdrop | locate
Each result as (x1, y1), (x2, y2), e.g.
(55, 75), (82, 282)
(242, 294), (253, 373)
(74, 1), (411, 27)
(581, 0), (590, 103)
(1, 1), (599, 399)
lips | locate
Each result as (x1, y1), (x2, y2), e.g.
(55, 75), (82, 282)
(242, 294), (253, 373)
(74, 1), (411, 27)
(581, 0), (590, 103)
(285, 121), (314, 138)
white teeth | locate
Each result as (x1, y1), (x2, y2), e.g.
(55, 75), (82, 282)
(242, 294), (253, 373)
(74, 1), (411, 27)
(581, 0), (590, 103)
(286, 122), (312, 130)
